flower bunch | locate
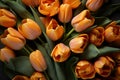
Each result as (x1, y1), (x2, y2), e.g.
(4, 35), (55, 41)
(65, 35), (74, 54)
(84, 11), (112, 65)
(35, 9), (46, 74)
(0, 0), (120, 80)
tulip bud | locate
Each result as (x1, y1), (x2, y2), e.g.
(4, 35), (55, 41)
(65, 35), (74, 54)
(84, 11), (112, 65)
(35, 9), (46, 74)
(18, 18), (41, 40)
(58, 4), (72, 23)
(69, 34), (89, 53)
(89, 27), (104, 46)
(86, 0), (104, 12)
(22, 0), (40, 7)
(71, 10), (95, 32)
(46, 19), (64, 41)
(104, 21), (120, 47)
(63, 0), (81, 9)
(38, 0), (59, 16)
(94, 56), (115, 77)
(12, 75), (29, 80)
(0, 9), (16, 28)
(0, 47), (15, 62)
(29, 50), (47, 72)
(75, 60), (96, 79)
(30, 72), (46, 80)
(51, 43), (70, 62)
(1, 28), (26, 50)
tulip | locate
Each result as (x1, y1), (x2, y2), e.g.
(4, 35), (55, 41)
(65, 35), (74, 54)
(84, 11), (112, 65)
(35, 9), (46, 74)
(94, 56), (115, 77)
(38, 0), (59, 16)
(58, 4), (72, 23)
(86, 0), (104, 12)
(75, 60), (96, 79)
(1, 28), (26, 50)
(30, 72), (46, 80)
(0, 9), (16, 28)
(51, 43), (70, 62)
(104, 21), (120, 47)
(40, 17), (51, 28)
(18, 18), (41, 40)
(115, 66), (120, 79)
(63, 0), (81, 9)
(71, 10), (95, 32)
(46, 19), (64, 41)
(89, 27), (104, 46)
(22, 0), (40, 7)
(12, 75), (29, 80)
(69, 34), (89, 53)
(0, 47), (15, 62)
(29, 50), (47, 72)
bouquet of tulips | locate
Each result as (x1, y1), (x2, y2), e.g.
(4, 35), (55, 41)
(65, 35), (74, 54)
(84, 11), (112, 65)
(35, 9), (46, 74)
(0, 0), (120, 80)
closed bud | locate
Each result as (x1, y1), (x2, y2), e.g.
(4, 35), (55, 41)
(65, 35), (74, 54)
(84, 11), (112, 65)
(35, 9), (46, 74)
(12, 75), (29, 80)
(69, 34), (89, 53)
(51, 43), (70, 62)
(63, 0), (81, 9)
(18, 18), (41, 40)
(30, 50), (47, 72)
(46, 19), (64, 41)
(104, 21), (120, 47)
(71, 10), (95, 32)
(38, 0), (59, 16)
(89, 27), (104, 46)
(22, 0), (40, 7)
(0, 9), (16, 28)
(94, 56), (115, 77)
(75, 60), (96, 79)
(86, 0), (104, 12)
(30, 72), (46, 80)
(0, 47), (15, 62)
(58, 4), (72, 23)
(1, 28), (26, 50)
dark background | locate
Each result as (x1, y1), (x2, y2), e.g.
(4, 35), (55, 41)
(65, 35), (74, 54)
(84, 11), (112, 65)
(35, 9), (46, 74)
(0, 0), (120, 80)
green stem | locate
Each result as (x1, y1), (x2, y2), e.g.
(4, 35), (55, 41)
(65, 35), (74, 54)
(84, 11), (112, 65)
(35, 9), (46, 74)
(44, 71), (50, 80)
(116, 20), (120, 24)
(37, 37), (44, 44)
(23, 46), (31, 55)
(25, 44), (34, 52)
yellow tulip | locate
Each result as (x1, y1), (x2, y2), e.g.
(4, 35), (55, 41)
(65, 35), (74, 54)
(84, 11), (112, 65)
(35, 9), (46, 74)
(58, 4), (72, 23)
(1, 28), (26, 50)
(38, 0), (59, 16)
(29, 50), (47, 72)
(18, 18), (42, 40)
(51, 43), (70, 62)
(0, 9), (16, 28)
(75, 60), (96, 79)
(0, 47), (15, 62)
(46, 19), (64, 41)
(63, 0), (81, 9)
(69, 34), (89, 53)
(30, 72), (46, 80)
(12, 75), (29, 80)
(71, 10), (95, 32)
(22, 0), (40, 7)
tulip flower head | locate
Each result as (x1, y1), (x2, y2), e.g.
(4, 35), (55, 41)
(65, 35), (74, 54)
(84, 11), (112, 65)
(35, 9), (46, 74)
(30, 72), (46, 80)
(12, 75), (29, 80)
(1, 28), (26, 50)
(71, 10), (95, 32)
(0, 9), (16, 28)
(22, 0), (40, 7)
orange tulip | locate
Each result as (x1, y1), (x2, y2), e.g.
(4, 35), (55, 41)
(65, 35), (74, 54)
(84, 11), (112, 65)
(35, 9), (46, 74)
(86, 0), (104, 11)
(0, 47), (15, 62)
(58, 4), (72, 23)
(75, 60), (96, 79)
(46, 19), (64, 41)
(38, 0), (59, 16)
(89, 27), (104, 46)
(30, 72), (46, 80)
(12, 75), (29, 80)
(94, 56), (115, 77)
(29, 50), (47, 72)
(0, 9), (16, 28)
(1, 28), (26, 50)
(104, 21), (120, 47)
(69, 34), (89, 53)
(22, 0), (40, 7)
(51, 43), (70, 62)
(63, 0), (81, 9)
(40, 17), (51, 28)
(71, 10), (95, 32)
(18, 18), (42, 40)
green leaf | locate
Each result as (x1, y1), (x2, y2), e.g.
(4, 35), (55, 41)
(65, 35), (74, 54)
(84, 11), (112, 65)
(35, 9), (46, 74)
(5, 56), (35, 76)
(0, 1), (9, 9)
